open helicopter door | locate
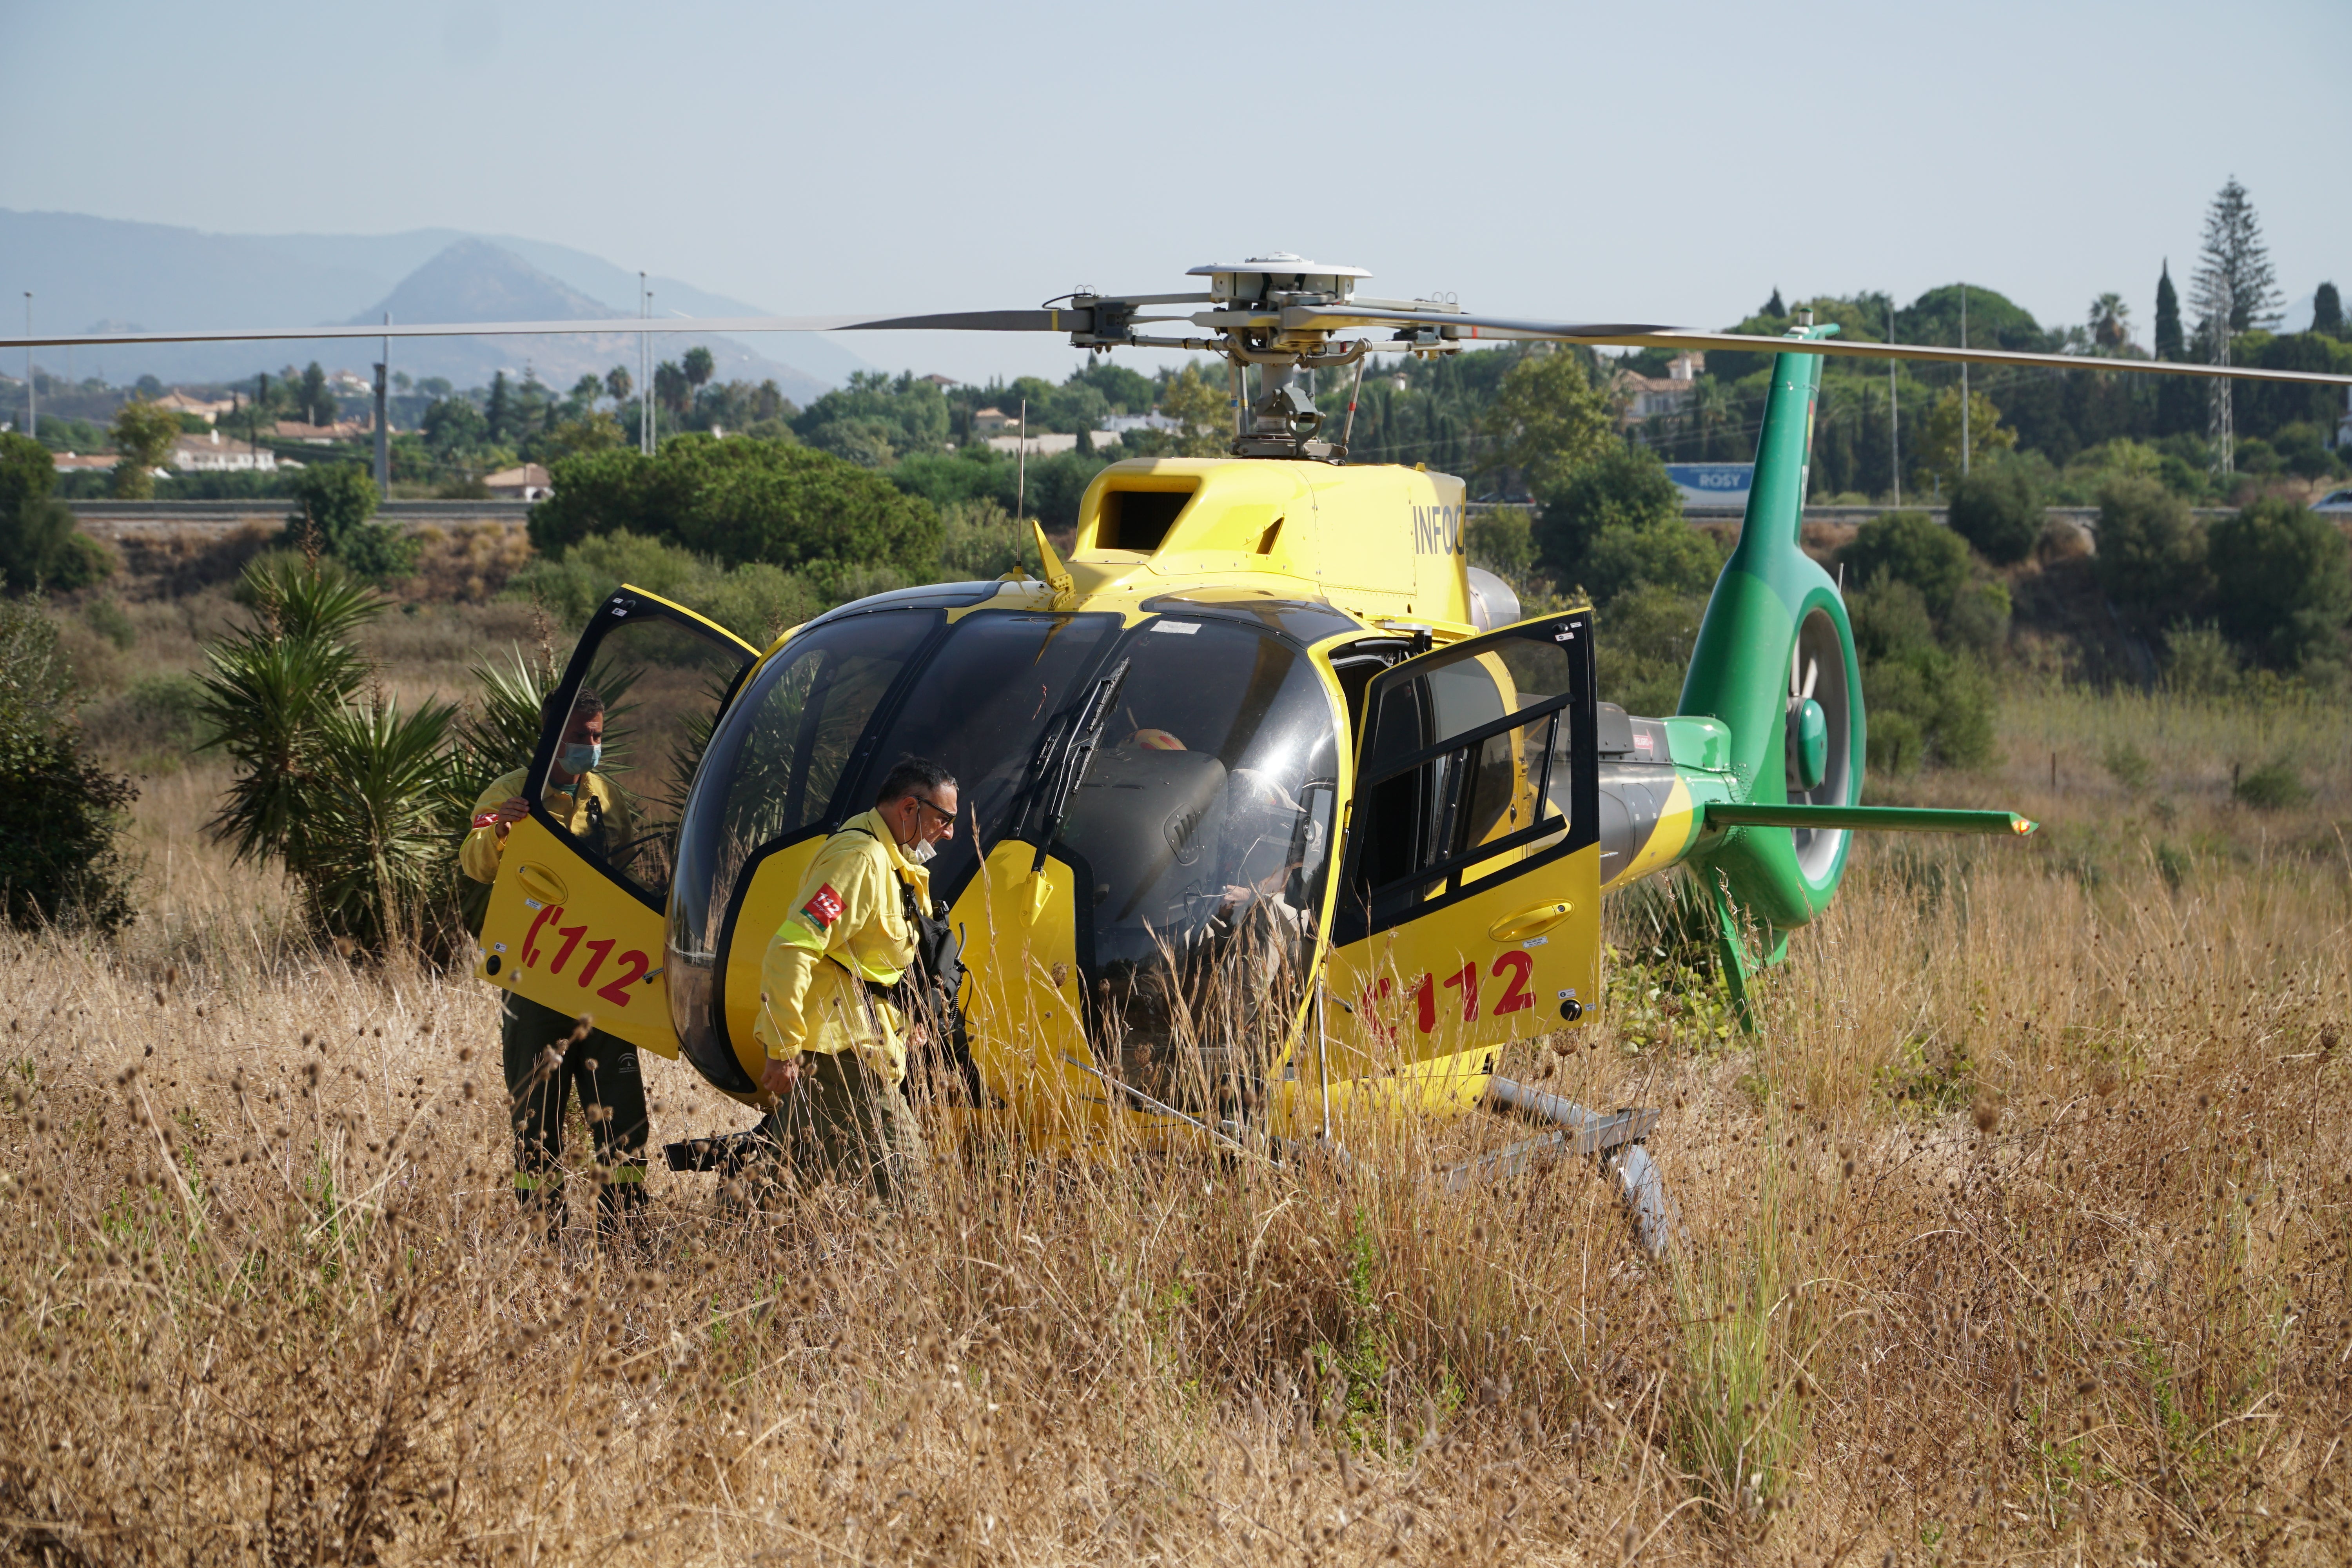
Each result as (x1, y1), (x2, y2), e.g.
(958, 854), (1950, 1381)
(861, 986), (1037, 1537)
(1320, 610), (1600, 1085)
(475, 587), (760, 1058)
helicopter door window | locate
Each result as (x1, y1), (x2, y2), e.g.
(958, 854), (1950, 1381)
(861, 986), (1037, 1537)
(1341, 614), (1596, 940)
(535, 605), (757, 903)
(670, 610), (946, 968)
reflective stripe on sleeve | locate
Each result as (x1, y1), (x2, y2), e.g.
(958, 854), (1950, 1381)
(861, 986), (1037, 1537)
(774, 913), (828, 953)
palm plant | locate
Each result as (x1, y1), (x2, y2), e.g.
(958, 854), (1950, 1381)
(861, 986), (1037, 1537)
(301, 696), (466, 951)
(452, 644), (563, 795)
(2089, 292), (2133, 353)
(198, 557), (376, 868)
(197, 555), (470, 958)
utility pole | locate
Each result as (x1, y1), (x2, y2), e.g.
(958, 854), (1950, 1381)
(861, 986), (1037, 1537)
(639, 272), (652, 455)
(1959, 285), (1971, 479)
(372, 312), (390, 493)
(22, 293), (32, 443)
(2209, 274), (2235, 474)
(1887, 300), (1900, 507)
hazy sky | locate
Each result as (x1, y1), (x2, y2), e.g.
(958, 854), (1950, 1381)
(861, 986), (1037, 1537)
(4, 0), (2347, 385)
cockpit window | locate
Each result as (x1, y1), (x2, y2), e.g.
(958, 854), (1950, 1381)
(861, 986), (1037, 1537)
(1056, 618), (1339, 1109)
(670, 610), (939, 964)
(847, 610), (1125, 896)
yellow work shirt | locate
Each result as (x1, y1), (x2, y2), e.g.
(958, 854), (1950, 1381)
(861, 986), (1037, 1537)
(753, 809), (931, 1086)
(459, 767), (638, 884)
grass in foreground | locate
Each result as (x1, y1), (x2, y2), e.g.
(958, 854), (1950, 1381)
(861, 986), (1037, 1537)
(2, 702), (2350, 1563)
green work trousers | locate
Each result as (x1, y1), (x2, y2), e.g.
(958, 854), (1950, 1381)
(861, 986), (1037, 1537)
(501, 993), (648, 1230)
(759, 1051), (929, 1205)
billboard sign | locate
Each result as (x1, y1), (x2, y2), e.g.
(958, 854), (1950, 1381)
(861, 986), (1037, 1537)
(1665, 463), (1753, 510)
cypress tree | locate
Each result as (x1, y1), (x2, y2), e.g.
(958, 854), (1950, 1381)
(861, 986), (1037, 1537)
(2154, 262), (2183, 360)
(485, 370), (510, 443)
(1763, 287), (1786, 317)
(2153, 260), (2200, 439)
(2315, 281), (2345, 339)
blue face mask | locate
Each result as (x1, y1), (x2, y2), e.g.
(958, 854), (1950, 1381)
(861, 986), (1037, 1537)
(559, 741), (601, 775)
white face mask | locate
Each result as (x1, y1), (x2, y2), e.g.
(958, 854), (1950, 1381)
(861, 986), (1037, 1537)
(906, 837), (938, 865)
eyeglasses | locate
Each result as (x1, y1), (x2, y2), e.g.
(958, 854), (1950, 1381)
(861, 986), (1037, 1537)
(910, 796), (956, 828)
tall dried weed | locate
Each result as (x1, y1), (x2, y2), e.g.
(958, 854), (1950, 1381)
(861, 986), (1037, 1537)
(2, 703), (2348, 1562)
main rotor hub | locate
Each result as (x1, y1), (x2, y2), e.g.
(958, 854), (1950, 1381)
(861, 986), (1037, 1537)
(1184, 254), (1372, 307)
(1067, 253), (1462, 461)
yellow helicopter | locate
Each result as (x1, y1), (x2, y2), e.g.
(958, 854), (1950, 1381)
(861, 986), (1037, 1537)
(24, 257), (2348, 1240)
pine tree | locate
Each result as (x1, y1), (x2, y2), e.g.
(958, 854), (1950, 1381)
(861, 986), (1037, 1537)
(2315, 281), (2345, 339)
(2189, 178), (2283, 473)
(1763, 287), (1786, 317)
(2191, 176), (2284, 336)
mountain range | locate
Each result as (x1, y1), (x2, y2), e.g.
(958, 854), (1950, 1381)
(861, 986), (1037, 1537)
(1, 209), (874, 402)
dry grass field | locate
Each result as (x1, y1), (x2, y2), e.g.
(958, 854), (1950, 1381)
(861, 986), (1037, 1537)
(3, 609), (2349, 1562)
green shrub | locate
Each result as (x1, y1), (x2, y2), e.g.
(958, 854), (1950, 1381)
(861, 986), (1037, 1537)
(336, 523), (423, 583)
(2233, 759), (2308, 811)
(1464, 507), (1536, 582)
(2101, 740), (2153, 794)
(883, 446), (1114, 534)
(1580, 514), (1724, 606)
(1940, 579), (2013, 656)
(82, 596), (136, 652)
(1593, 583), (1709, 717)
(700, 562), (826, 646)
(1534, 440), (1682, 582)
(503, 530), (827, 648)
(1837, 511), (1970, 618)
(83, 671), (211, 768)
(0, 597), (136, 932)
(1947, 465), (2042, 565)
(1847, 581), (1995, 773)
(2096, 476), (2210, 634)
(938, 499), (1038, 581)
(2206, 497), (2351, 671)
(0, 432), (116, 593)
(281, 464), (382, 557)
(2161, 622), (2240, 696)
(532, 435), (941, 578)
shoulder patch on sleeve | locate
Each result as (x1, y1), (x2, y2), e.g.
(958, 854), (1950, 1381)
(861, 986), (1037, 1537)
(800, 884), (846, 931)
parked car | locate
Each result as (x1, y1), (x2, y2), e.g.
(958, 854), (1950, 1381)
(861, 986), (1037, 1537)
(2313, 488), (2352, 517)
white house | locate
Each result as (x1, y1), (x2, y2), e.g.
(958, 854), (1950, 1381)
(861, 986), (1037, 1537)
(484, 463), (553, 501)
(155, 390), (236, 424)
(983, 431), (1132, 457)
(1619, 352), (1707, 423)
(172, 430), (276, 472)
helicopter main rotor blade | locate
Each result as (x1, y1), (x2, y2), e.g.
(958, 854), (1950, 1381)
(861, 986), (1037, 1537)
(0, 308), (1076, 352)
(1299, 306), (2352, 389)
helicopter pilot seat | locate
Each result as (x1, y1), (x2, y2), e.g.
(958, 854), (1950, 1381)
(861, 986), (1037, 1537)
(1066, 728), (1320, 1111)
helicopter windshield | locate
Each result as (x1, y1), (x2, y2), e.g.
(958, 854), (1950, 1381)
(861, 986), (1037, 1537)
(664, 603), (1338, 1100)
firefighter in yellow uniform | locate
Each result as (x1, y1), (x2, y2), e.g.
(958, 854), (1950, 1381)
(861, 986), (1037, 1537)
(460, 688), (649, 1238)
(754, 756), (957, 1201)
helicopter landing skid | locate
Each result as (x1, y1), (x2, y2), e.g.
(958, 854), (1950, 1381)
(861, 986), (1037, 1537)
(1441, 1076), (1678, 1256)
